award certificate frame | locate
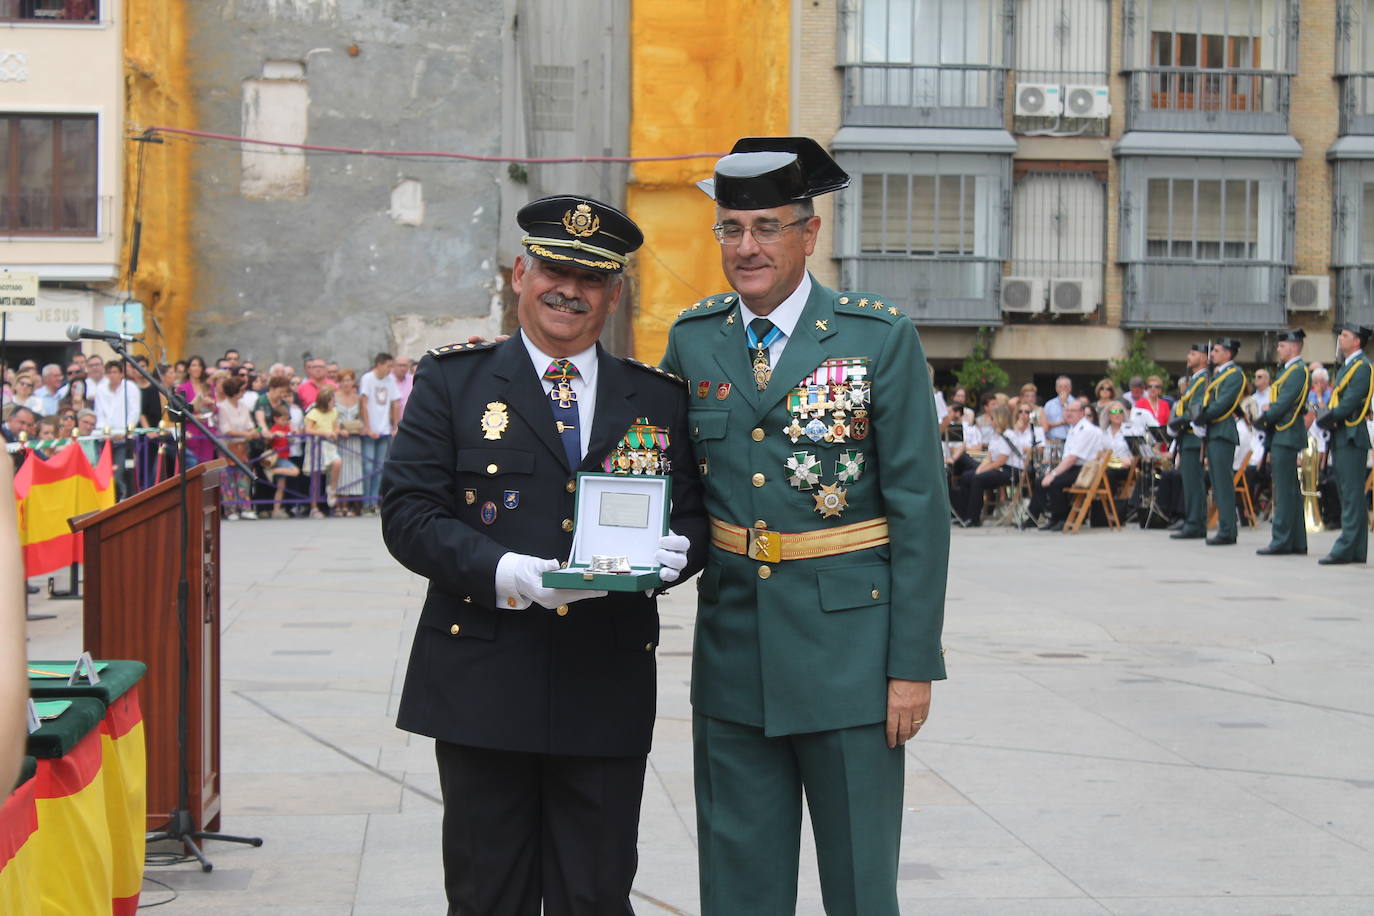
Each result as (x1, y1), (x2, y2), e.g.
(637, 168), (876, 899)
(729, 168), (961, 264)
(541, 471), (671, 592)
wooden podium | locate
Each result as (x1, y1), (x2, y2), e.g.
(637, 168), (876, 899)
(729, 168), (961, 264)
(72, 459), (226, 834)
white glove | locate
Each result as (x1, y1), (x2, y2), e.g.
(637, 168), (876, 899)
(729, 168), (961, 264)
(494, 553), (608, 611)
(654, 532), (690, 584)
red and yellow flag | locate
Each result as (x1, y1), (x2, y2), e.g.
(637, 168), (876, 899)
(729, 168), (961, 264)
(12, 441), (114, 577)
(0, 772), (41, 916)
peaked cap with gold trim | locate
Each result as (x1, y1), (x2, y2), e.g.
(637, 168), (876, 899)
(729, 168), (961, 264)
(517, 195), (644, 274)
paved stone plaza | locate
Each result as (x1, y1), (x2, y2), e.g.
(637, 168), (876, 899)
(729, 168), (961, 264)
(23, 517), (1374, 914)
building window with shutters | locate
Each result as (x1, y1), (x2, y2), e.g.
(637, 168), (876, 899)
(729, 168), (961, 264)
(834, 150), (1010, 325)
(1013, 0), (1111, 136)
(1333, 158), (1374, 327)
(0, 113), (99, 236)
(1006, 168), (1106, 318)
(1118, 155), (1292, 328)
(1121, 0), (1295, 133)
(839, 0), (1013, 128)
(1339, 0), (1374, 135)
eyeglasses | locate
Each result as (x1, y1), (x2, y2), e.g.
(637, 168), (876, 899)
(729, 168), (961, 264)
(1148, 383), (1162, 390)
(712, 218), (808, 246)
(1109, 408), (1123, 415)
(1018, 410), (1033, 415)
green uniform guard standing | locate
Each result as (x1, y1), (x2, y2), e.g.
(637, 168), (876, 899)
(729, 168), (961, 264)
(1315, 322), (1373, 565)
(1196, 338), (1247, 545)
(1169, 343), (1211, 539)
(1256, 329), (1310, 556)
(660, 137), (948, 916)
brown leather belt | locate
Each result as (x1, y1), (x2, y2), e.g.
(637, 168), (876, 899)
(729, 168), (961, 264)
(709, 516), (890, 563)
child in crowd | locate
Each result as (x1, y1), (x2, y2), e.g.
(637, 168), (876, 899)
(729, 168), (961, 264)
(264, 403), (301, 519)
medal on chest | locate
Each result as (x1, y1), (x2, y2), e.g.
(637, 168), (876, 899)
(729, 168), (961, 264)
(603, 417), (672, 475)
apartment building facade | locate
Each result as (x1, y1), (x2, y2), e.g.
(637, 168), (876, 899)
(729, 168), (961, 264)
(0, 0), (123, 368)
(790, 0), (1351, 375)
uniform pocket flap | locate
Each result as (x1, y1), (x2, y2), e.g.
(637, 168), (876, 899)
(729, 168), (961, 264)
(689, 409), (729, 442)
(816, 561), (890, 612)
(456, 448), (534, 477)
(419, 597), (498, 640)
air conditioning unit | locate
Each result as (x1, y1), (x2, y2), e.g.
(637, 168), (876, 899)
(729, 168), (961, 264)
(1049, 278), (1099, 315)
(1014, 83), (1063, 117)
(1286, 274), (1330, 313)
(1000, 277), (1047, 314)
(1063, 84), (1112, 119)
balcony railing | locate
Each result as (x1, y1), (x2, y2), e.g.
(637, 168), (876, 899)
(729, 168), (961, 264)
(1122, 262), (1287, 329)
(1340, 76), (1374, 135)
(838, 255), (1002, 326)
(1125, 69), (1290, 133)
(1336, 267), (1374, 328)
(0, 0), (99, 21)
(842, 64), (1009, 129)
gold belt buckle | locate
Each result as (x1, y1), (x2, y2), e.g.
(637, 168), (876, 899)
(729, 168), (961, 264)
(747, 524), (782, 563)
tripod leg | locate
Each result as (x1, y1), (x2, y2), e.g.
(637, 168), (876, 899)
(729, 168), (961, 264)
(181, 835), (214, 872)
(192, 830), (264, 849)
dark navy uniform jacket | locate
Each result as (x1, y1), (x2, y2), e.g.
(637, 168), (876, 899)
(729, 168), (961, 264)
(381, 335), (707, 757)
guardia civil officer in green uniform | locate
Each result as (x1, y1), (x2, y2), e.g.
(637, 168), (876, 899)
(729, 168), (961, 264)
(1168, 343), (1211, 539)
(1195, 338), (1247, 545)
(660, 137), (948, 916)
(1314, 322), (1373, 565)
(1256, 329), (1310, 556)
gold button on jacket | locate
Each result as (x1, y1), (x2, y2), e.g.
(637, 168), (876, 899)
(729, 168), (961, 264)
(751, 473), (765, 487)
(449, 624), (461, 635)
(561, 518), (574, 532)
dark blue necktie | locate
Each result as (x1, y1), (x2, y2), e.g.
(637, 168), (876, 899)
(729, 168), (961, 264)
(545, 359), (581, 468)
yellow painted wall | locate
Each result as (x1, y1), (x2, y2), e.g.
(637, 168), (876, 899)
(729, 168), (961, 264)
(627, 0), (792, 363)
(122, 0), (195, 362)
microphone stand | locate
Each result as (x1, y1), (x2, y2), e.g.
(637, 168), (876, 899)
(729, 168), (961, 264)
(108, 339), (261, 871)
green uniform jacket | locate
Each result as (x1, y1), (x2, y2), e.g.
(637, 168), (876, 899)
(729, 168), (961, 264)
(661, 278), (949, 737)
(1328, 353), (1374, 451)
(1174, 370), (1208, 448)
(1196, 362), (1246, 445)
(1263, 357), (1310, 451)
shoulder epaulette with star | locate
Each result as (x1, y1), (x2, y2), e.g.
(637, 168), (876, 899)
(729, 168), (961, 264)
(834, 293), (906, 322)
(427, 340), (498, 358)
(674, 293), (738, 322)
(623, 357), (685, 385)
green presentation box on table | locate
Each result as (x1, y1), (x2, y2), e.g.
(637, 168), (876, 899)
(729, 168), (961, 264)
(542, 471), (670, 593)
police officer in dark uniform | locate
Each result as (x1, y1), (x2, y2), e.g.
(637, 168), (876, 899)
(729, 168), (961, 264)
(380, 195), (707, 915)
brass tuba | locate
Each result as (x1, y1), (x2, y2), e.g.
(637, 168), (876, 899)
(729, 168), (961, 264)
(1300, 434), (1325, 533)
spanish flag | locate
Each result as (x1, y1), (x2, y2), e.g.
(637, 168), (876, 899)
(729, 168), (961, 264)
(12, 440), (114, 578)
(33, 723), (114, 914)
(100, 690), (146, 914)
(0, 760), (40, 916)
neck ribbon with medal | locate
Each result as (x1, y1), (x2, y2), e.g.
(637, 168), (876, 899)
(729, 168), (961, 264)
(780, 358), (871, 518)
(747, 320), (784, 391)
(603, 417), (672, 475)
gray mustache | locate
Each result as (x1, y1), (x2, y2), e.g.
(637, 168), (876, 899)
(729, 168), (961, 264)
(540, 292), (589, 313)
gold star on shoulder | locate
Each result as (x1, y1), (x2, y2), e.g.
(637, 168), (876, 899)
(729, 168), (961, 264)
(689, 304), (700, 311)
(875, 301), (885, 309)
(857, 298), (869, 308)
(888, 307), (900, 316)
(704, 299), (716, 308)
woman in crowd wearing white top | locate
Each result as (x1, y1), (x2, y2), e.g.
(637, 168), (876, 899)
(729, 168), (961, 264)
(216, 374), (260, 520)
(957, 405), (1022, 526)
(1100, 404), (1137, 496)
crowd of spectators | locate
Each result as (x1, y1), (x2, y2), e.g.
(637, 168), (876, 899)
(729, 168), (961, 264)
(939, 364), (1374, 532)
(2, 348), (416, 520)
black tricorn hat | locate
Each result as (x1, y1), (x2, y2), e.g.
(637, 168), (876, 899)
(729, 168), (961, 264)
(698, 137), (851, 210)
(1215, 337), (1242, 355)
(1338, 322), (1373, 346)
(1276, 328), (1306, 343)
(517, 195), (643, 274)
(1189, 342), (1209, 353)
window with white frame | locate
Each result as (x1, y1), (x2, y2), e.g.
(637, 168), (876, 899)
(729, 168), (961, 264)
(1339, 0), (1374, 129)
(0, 113), (98, 236)
(1015, 0), (1109, 86)
(843, 0), (1008, 110)
(1144, 177), (1267, 260)
(847, 155), (1004, 259)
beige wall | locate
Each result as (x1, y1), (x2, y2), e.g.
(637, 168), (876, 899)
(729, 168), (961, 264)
(0, 2), (124, 277)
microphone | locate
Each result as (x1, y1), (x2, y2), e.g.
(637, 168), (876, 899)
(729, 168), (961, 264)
(66, 324), (138, 343)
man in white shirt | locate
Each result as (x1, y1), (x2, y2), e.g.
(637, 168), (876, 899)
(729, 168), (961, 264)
(92, 359), (142, 498)
(1037, 399), (1102, 530)
(358, 352), (400, 515)
(33, 364), (64, 417)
